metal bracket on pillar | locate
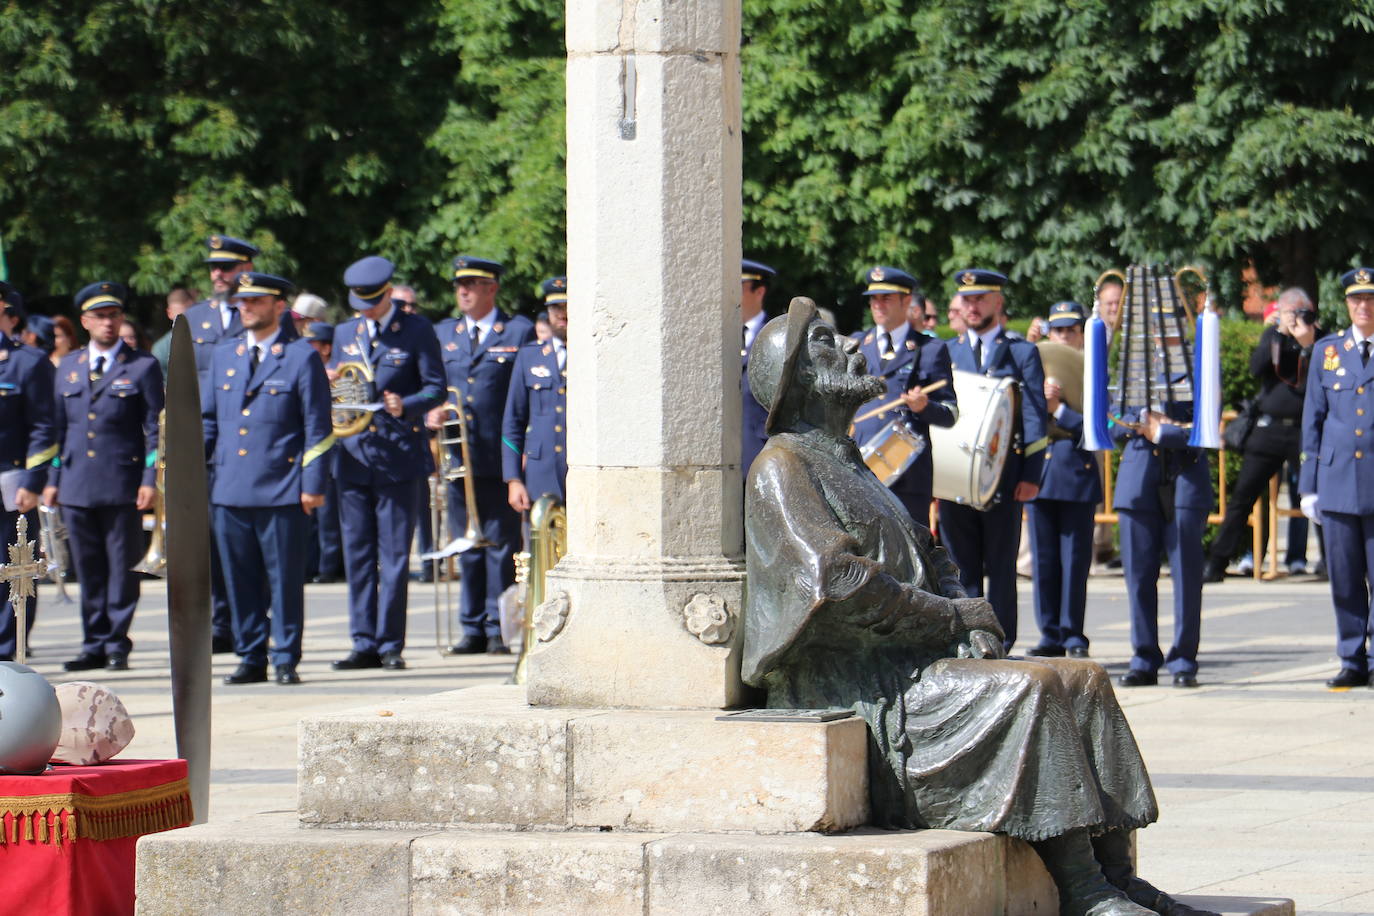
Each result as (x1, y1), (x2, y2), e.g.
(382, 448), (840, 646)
(618, 53), (637, 140)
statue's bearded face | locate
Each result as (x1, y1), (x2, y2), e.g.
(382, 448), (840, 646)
(800, 321), (886, 409)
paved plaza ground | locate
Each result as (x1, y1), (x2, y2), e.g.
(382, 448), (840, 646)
(17, 569), (1373, 915)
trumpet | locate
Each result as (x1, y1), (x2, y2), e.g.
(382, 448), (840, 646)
(38, 504), (73, 603)
(421, 389), (493, 655)
(133, 409), (167, 577)
(331, 360), (379, 438)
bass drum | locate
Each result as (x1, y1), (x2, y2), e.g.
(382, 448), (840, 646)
(930, 370), (1017, 510)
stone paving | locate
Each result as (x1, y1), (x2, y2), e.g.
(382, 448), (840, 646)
(18, 570), (1373, 916)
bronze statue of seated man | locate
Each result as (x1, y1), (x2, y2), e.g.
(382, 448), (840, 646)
(742, 297), (1215, 916)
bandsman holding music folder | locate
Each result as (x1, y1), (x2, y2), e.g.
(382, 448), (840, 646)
(849, 266), (957, 527)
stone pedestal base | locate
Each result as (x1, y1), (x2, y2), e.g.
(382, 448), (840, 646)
(298, 685), (865, 834)
(136, 814), (1294, 916)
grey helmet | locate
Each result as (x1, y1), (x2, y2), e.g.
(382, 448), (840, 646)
(0, 662), (62, 775)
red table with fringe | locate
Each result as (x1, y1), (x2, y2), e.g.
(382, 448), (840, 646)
(0, 759), (192, 915)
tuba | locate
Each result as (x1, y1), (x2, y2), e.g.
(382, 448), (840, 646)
(330, 360), (377, 438)
(512, 495), (567, 684)
(133, 409), (167, 577)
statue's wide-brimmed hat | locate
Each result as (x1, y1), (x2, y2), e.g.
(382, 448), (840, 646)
(748, 296), (818, 437)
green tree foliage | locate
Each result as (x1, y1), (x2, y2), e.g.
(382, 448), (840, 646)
(743, 0), (1374, 328)
(3, 0), (1373, 333)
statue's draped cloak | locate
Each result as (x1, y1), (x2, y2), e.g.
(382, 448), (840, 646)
(743, 432), (1158, 839)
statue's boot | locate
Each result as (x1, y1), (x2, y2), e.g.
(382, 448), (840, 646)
(1092, 829), (1221, 916)
(1032, 828), (1155, 916)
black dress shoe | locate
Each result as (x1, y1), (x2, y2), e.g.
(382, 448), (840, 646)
(1201, 559), (1227, 584)
(380, 651), (406, 671)
(1326, 668), (1368, 689)
(310, 572), (342, 584)
(486, 637), (511, 656)
(1025, 645), (1066, 657)
(275, 666), (302, 685)
(1067, 646), (1090, 659)
(212, 634), (235, 654)
(106, 653), (129, 671)
(447, 634), (488, 655)
(1117, 670), (1158, 687)
(63, 652), (107, 672)
(223, 663), (267, 685)
(1172, 672), (1199, 688)
(331, 651), (381, 671)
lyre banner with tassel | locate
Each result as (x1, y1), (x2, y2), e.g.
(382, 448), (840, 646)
(1082, 264), (1222, 449)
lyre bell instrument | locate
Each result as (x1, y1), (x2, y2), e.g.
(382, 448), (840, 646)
(133, 408), (167, 577)
(512, 495), (567, 684)
(330, 360), (379, 438)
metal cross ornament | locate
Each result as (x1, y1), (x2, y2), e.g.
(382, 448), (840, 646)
(1, 516), (43, 665)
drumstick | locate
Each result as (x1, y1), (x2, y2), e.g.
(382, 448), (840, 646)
(851, 379), (949, 426)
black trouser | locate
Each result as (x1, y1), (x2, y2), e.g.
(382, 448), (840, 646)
(1209, 422), (1302, 564)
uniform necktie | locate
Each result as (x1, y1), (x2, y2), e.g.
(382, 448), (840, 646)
(90, 355), (105, 383)
(1363, 340), (1371, 367)
(470, 323), (481, 352)
(881, 332), (895, 360)
(249, 345), (261, 375)
(973, 337), (983, 372)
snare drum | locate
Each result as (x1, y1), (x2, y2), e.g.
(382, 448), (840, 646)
(860, 421), (926, 487)
(930, 370), (1016, 509)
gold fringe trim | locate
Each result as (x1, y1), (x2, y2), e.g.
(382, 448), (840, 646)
(0, 778), (191, 845)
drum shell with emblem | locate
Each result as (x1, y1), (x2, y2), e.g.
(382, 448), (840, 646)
(930, 370), (1016, 510)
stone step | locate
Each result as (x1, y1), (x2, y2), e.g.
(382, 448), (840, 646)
(298, 684), (869, 834)
(136, 814), (1293, 916)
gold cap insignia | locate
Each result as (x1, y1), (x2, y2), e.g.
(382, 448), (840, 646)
(210, 235), (223, 249)
(553, 278), (566, 290)
(961, 272), (977, 286)
(870, 267), (885, 282)
(455, 258), (467, 268)
(101, 283), (110, 291)
(1359, 269), (1371, 284)
(239, 273), (252, 287)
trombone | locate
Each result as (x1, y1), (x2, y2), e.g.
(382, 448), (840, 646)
(512, 495), (567, 684)
(421, 388), (493, 654)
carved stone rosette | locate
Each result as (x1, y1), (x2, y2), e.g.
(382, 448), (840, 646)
(533, 591), (571, 643)
(683, 593), (734, 645)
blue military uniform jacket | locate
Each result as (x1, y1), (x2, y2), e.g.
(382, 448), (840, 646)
(203, 333), (334, 507)
(1037, 406), (1103, 504)
(434, 311), (535, 478)
(1300, 329), (1374, 514)
(50, 346), (163, 507)
(1111, 402), (1211, 511)
(947, 329), (1049, 500)
(0, 337), (57, 493)
(329, 309), (446, 485)
(184, 299), (242, 385)
(742, 320), (770, 474)
(502, 340), (567, 501)
(850, 327), (957, 496)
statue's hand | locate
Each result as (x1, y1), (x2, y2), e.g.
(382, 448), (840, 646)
(957, 629), (1006, 660)
(952, 597), (1002, 636)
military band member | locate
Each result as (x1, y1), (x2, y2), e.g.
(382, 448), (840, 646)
(329, 256), (445, 672)
(204, 274), (333, 685)
(428, 256), (534, 655)
(45, 282), (163, 671)
(185, 234), (257, 654)
(938, 269), (1049, 651)
(1026, 301), (1101, 658)
(1114, 369), (1211, 689)
(741, 259), (774, 474)
(504, 276), (569, 511)
(0, 282), (57, 661)
(850, 266), (957, 527)
(1301, 267), (1374, 689)
(302, 322), (344, 583)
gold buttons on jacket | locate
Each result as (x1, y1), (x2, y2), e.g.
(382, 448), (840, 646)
(1357, 450), (1365, 459)
(238, 448), (248, 456)
(87, 431), (95, 439)
(239, 428), (248, 436)
(87, 412), (96, 421)
(242, 409), (251, 417)
(86, 450), (96, 458)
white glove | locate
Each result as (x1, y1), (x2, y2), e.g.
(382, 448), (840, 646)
(1300, 494), (1320, 522)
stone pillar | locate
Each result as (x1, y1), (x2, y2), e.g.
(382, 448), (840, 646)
(528, 0), (744, 709)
